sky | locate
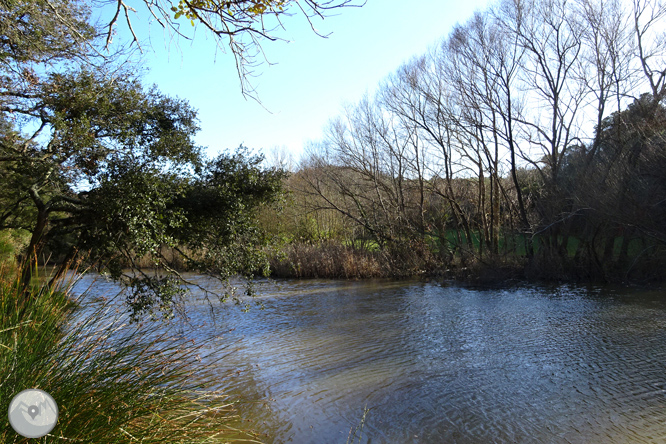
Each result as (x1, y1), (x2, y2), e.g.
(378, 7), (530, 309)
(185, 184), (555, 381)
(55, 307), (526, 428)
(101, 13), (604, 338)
(116, 0), (492, 162)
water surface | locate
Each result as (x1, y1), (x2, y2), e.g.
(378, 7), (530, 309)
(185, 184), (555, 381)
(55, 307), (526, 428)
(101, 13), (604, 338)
(72, 276), (666, 443)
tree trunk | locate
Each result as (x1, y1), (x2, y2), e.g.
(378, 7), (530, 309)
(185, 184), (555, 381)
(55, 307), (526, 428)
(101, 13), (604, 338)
(20, 206), (49, 297)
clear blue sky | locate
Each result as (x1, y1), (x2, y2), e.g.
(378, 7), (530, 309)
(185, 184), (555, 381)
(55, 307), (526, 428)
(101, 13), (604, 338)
(120, 0), (491, 161)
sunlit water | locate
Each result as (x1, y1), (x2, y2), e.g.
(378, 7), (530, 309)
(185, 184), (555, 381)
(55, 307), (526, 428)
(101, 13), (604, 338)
(70, 275), (666, 443)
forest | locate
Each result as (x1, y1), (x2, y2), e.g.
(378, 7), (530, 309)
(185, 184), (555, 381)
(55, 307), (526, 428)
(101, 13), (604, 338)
(263, 0), (666, 283)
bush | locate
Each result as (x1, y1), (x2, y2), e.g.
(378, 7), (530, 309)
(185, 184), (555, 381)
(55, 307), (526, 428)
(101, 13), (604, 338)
(0, 230), (29, 275)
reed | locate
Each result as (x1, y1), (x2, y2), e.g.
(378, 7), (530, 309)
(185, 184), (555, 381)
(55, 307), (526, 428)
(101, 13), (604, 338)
(269, 241), (385, 279)
(0, 266), (260, 443)
(345, 406), (369, 444)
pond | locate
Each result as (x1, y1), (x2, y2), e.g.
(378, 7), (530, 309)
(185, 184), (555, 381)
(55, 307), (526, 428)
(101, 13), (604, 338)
(71, 275), (666, 443)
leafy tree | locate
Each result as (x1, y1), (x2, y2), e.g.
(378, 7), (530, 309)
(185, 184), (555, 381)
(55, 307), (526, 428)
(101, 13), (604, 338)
(72, 146), (285, 320)
(0, 0), (292, 317)
(1, 65), (284, 317)
(553, 94), (666, 278)
(591, 94), (666, 244)
(0, 0), (94, 64)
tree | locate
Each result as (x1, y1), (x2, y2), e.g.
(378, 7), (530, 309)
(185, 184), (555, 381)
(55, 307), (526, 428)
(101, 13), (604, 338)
(631, 0), (666, 101)
(447, 12), (515, 257)
(76, 146), (286, 319)
(100, 0), (363, 96)
(0, 1), (287, 317)
(0, 0), (94, 64)
(1, 68), (285, 316)
(576, 0), (634, 159)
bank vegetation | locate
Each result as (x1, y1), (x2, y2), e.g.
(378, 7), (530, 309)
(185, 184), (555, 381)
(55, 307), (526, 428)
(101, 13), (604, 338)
(262, 0), (666, 283)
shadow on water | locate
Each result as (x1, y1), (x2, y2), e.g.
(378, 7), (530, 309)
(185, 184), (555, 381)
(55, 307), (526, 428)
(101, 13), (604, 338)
(71, 275), (666, 443)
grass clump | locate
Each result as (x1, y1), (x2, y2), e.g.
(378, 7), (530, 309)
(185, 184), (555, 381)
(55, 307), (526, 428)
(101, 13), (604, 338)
(0, 268), (260, 443)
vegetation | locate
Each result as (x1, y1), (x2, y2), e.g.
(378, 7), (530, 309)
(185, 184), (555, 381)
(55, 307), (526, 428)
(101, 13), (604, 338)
(0, 0), (293, 318)
(0, 0), (381, 442)
(261, 0), (666, 283)
(0, 268), (260, 442)
(0, 0), (664, 440)
(1, 0), (663, 307)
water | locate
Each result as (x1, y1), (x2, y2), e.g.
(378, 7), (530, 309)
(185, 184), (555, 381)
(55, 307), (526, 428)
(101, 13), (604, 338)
(71, 275), (666, 443)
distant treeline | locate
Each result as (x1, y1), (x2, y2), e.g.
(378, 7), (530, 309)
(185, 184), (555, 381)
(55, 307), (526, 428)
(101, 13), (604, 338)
(263, 0), (666, 283)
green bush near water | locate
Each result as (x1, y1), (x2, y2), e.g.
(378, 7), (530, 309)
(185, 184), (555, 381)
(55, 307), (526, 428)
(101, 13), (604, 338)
(0, 231), (29, 273)
(0, 269), (260, 443)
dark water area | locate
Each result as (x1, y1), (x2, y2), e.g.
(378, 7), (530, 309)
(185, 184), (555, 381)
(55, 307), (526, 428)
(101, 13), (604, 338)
(71, 275), (666, 443)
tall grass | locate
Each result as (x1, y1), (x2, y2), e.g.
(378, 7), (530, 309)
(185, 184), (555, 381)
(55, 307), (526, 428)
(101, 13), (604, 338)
(0, 267), (260, 443)
(269, 239), (444, 279)
(269, 241), (385, 279)
(345, 407), (369, 444)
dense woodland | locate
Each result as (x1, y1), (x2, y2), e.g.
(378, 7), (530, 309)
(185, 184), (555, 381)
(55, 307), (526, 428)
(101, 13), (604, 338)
(264, 0), (666, 283)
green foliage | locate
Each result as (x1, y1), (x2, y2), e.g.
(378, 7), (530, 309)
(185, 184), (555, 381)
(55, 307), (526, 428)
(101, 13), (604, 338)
(0, 0), (93, 65)
(0, 230), (28, 267)
(126, 275), (187, 322)
(174, 148), (287, 285)
(59, 145), (283, 319)
(77, 162), (190, 274)
(0, 270), (259, 443)
(171, 0), (286, 21)
(554, 94), (666, 275)
(1, 47), (285, 318)
(41, 70), (201, 176)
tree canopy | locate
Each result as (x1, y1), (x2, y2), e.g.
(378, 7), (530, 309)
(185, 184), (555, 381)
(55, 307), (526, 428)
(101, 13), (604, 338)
(0, 0), (291, 318)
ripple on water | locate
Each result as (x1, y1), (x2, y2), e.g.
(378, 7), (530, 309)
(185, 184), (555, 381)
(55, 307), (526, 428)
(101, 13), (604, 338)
(71, 275), (666, 443)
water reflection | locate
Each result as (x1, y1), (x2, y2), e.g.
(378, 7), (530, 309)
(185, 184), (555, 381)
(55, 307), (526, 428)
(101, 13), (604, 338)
(71, 276), (666, 443)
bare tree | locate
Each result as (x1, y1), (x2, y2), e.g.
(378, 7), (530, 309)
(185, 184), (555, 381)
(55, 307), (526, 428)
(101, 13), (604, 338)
(378, 52), (480, 258)
(577, 0), (634, 159)
(103, 0), (363, 96)
(294, 0), (666, 278)
(499, 0), (589, 255)
(631, 0), (666, 101)
(266, 145), (295, 171)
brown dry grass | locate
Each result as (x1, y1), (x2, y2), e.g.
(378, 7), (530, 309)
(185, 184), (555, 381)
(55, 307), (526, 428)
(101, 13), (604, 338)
(269, 241), (385, 278)
(269, 239), (447, 279)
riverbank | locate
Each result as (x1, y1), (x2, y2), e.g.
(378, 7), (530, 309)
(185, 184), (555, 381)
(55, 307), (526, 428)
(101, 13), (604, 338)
(267, 239), (666, 285)
(11, 233), (663, 292)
